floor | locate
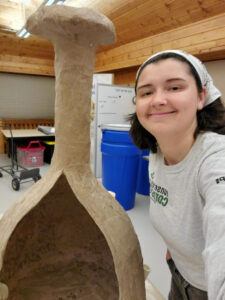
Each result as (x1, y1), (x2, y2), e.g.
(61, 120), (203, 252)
(0, 153), (171, 298)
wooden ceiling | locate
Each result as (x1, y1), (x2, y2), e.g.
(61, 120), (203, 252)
(0, 0), (225, 77)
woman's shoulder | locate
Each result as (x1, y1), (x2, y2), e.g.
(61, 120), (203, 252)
(200, 132), (225, 150)
(149, 132), (225, 168)
(197, 132), (225, 161)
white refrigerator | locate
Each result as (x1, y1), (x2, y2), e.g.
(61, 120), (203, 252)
(93, 83), (135, 178)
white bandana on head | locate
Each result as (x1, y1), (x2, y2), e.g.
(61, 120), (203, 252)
(136, 49), (221, 106)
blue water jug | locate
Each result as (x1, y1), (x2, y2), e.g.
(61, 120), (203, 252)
(101, 124), (141, 210)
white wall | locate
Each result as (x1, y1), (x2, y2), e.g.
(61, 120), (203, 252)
(0, 60), (224, 120)
(205, 60), (225, 102)
(0, 73), (55, 119)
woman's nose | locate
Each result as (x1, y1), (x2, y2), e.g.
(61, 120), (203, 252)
(151, 90), (167, 106)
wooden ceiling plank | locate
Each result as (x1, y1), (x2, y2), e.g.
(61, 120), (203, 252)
(112, 0), (222, 29)
(115, 3), (224, 34)
(113, 1), (170, 28)
(101, 0), (225, 50)
(0, 32), (54, 60)
(0, 54), (54, 66)
(95, 13), (225, 72)
(96, 32), (225, 71)
(0, 42), (54, 60)
(98, 13), (225, 61)
(106, 0), (151, 20)
(0, 54), (54, 76)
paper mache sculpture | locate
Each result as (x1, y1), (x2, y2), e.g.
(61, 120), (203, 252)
(0, 5), (146, 300)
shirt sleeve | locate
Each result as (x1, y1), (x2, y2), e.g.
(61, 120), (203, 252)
(198, 148), (225, 300)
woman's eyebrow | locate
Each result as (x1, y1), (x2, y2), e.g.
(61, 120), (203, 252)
(137, 84), (153, 91)
(166, 78), (186, 83)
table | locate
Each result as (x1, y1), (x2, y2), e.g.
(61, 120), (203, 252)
(1, 129), (55, 160)
(1, 129), (53, 139)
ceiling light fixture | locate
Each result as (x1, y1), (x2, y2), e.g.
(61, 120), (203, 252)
(16, 0), (65, 38)
(17, 27), (31, 38)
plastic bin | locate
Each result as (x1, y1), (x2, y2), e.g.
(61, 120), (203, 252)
(136, 150), (150, 195)
(17, 141), (45, 168)
(101, 124), (141, 210)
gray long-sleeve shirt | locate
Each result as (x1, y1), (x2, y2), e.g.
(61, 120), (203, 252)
(149, 132), (225, 300)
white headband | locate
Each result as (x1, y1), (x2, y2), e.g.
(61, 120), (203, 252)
(136, 49), (221, 106)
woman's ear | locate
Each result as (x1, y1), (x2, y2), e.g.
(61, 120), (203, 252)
(197, 87), (207, 110)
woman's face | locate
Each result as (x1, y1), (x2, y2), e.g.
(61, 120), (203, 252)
(136, 58), (206, 140)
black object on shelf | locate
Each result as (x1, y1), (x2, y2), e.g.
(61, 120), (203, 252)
(43, 141), (55, 164)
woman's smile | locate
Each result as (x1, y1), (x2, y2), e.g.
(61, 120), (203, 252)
(148, 111), (177, 118)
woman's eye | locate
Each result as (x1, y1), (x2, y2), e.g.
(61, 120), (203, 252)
(141, 91), (153, 97)
(137, 90), (152, 98)
(169, 86), (181, 91)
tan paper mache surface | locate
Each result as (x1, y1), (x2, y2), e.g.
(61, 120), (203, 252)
(0, 5), (146, 300)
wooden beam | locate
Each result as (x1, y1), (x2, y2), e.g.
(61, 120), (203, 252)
(113, 67), (137, 86)
(0, 32), (54, 76)
(0, 54), (54, 76)
(95, 12), (225, 72)
(0, 32), (54, 59)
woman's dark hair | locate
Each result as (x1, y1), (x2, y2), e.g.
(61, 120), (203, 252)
(129, 53), (225, 153)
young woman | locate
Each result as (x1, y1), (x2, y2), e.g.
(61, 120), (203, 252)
(129, 50), (225, 300)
